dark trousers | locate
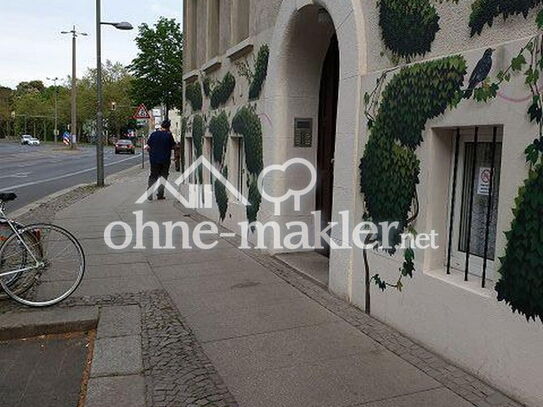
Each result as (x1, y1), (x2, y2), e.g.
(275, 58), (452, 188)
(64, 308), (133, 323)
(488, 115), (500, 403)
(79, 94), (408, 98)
(148, 162), (171, 198)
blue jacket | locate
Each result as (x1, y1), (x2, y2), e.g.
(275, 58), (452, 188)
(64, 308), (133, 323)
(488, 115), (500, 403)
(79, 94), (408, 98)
(147, 130), (175, 165)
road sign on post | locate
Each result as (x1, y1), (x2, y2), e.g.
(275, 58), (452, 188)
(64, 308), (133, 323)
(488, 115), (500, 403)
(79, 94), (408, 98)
(133, 104), (151, 120)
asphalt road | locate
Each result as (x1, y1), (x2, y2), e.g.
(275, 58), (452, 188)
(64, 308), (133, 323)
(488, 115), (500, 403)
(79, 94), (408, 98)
(0, 141), (144, 212)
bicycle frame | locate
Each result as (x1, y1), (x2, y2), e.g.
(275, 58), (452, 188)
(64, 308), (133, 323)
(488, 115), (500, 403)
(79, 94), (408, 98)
(0, 203), (42, 277)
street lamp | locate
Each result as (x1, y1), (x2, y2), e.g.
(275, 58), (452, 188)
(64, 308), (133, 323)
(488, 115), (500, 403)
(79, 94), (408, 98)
(96, 0), (133, 187)
(61, 26), (88, 150)
(46, 77), (60, 143)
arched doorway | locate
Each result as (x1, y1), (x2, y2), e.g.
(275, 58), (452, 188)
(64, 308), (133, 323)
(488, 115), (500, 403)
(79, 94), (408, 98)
(316, 34), (339, 257)
(263, 0), (367, 298)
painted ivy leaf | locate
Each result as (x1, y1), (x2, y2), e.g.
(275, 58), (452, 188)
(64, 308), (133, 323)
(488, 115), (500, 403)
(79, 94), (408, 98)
(511, 54), (527, 72)
(525, 68), (540, 86)
(537, 9), (543, 29)
(528, 100), (542, 123)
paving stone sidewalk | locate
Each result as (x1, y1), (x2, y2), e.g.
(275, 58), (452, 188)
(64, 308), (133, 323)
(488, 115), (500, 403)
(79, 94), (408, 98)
(0, 169), (525, 407)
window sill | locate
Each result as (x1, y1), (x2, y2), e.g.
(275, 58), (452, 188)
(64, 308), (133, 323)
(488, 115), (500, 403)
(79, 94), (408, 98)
(183, 69), (199, 83)
(202, 57), (222, 74)
(424, 267), (494, 298)
(226, 38), (254, 61)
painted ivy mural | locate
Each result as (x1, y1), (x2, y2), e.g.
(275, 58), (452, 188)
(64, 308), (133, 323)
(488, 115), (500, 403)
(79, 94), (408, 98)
(378, 0), (441, 61)
(249, 45), (270, 100)
(192, 114), (205, 184)
(361, 56), (467, 296)
(232, 105), (264, 224)
(185, 81), (203, 111)
(469, 0), (543, 36)
(210, 72), (236, 109)
(469, 32), (543, 322)
(237, 44), (270, 100)
(367, 3), (543, 322)
(209, 111), (231, 221)
(180, 117), (187, 171)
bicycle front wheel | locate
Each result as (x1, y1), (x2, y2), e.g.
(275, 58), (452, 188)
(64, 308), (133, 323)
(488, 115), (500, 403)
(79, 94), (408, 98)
(0, 224), (85, 307)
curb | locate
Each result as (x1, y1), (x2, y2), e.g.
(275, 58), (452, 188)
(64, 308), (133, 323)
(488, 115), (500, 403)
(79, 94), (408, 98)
(10, 183), (88, 219)
(0, 306), (99, 341)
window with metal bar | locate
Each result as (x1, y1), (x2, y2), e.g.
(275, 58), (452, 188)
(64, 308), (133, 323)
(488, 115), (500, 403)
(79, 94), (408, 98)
(186, 138), (194, 183)
(235, 137), (245, 196)
(446, 126), (502, 287)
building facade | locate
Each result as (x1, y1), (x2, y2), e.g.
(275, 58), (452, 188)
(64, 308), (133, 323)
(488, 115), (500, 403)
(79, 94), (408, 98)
(181, 2), (543, 406)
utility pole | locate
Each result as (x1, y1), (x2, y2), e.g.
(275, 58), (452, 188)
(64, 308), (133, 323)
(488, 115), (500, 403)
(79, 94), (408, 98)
(46, 77), (59, 143)
(61, 26), (87, 150)
(95, 0), (133, 186)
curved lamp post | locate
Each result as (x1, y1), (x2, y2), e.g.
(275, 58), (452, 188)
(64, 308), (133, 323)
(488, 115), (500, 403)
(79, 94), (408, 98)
(96, 0), (133, 187)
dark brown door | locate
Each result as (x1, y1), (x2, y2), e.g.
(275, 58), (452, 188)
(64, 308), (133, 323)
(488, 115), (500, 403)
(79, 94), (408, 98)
(316, 35), (339, 257)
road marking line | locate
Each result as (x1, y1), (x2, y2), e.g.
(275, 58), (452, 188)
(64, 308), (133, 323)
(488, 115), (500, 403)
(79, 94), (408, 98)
(0, 154), (142, 191)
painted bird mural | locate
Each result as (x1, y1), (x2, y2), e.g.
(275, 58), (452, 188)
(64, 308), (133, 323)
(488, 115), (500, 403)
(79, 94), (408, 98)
(465, 48), (494, 99)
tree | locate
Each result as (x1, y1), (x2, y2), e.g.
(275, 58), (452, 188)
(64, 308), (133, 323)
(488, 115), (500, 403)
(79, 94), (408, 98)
(16, 80), (45, 96)
(0, 86), (14, 138)
(129, 17), (183, 118)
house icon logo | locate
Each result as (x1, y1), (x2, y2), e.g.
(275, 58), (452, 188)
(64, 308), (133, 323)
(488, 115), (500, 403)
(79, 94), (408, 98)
(135, 157), (250, 208)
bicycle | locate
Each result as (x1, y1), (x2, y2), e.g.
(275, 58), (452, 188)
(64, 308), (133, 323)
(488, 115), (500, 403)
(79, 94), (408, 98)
(0, 192), (85, 307)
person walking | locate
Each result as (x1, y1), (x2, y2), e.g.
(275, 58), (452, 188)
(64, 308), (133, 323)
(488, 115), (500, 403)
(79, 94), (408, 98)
(146, 119), (176, 200)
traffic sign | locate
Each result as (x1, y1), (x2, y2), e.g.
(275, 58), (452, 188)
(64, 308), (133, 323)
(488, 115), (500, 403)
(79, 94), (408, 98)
(136, 119), (148, 126)
(133, 104), (151, 120)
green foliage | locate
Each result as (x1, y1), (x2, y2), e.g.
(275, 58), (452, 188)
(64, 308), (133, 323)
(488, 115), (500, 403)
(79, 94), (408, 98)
(180, 117), (188, 170)
(469, 0), (543, 36)
(203, 76), (212, 97)
(209, 111), (230, 164)
(360, 137), (420, 233)
(192, 114), (205, 184)
(185, 81), (203, 111)
(248, 45), (270, 100)
(378, 0), (440, 60)
(232, 106), (264, 176)
(232, 105), (264, 223)
(370, 56), (467, 149)
(496, 162), (543, 322)
(210, 72), (236, 109)
(192, 114), (204, 158)
(215, 167), (229, 221)
(247, 179), (262, 224)
(361, 55), (467, 290)
(129, 18), (184, 111)
(209, 111), (231, 221)
(6, 61), (134, 141)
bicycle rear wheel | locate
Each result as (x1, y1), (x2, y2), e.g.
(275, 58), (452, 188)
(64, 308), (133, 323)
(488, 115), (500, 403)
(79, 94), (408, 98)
(0, 224), (85, 307)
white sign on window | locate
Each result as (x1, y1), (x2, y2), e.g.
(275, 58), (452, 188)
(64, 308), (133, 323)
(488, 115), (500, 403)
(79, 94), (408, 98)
(477, 167), (492, 196)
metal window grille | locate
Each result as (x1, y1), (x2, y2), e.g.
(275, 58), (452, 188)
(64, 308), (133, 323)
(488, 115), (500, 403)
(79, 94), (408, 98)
(446, 127), (501, 288)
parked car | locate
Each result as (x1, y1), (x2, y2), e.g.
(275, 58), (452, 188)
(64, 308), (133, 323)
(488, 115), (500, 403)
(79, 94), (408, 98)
(27, 138), (40, 146)
(20, 135), (32, 145)
(115, 139), (135, 154)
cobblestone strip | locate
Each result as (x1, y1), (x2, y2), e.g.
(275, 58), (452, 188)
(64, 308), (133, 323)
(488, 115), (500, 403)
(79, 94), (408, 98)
(181, 207), (525, 407)
(62, 290), (239, 407)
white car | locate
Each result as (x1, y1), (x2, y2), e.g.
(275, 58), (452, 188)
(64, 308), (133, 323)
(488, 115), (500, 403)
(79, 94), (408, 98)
(20, 135), (32, 145)
(27, 138), (40, 146)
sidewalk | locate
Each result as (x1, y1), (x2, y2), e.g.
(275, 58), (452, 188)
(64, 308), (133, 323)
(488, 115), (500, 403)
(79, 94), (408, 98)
(3, 169), (522, 407)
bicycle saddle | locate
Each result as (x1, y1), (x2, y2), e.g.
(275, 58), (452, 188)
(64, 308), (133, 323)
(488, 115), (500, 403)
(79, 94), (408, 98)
(0, 193), (17, 202)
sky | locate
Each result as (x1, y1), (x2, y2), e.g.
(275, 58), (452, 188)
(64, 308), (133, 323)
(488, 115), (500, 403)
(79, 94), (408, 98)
(0, 0), (183, 89)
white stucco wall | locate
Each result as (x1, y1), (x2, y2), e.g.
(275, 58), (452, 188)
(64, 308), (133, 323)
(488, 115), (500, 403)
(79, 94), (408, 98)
(351, 39), (543, 407)
(360, 1), (541, 72)
(182, 2), (543, 406)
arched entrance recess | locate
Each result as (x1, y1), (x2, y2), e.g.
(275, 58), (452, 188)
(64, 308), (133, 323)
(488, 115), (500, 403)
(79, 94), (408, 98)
(262, 0), (368, 299)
